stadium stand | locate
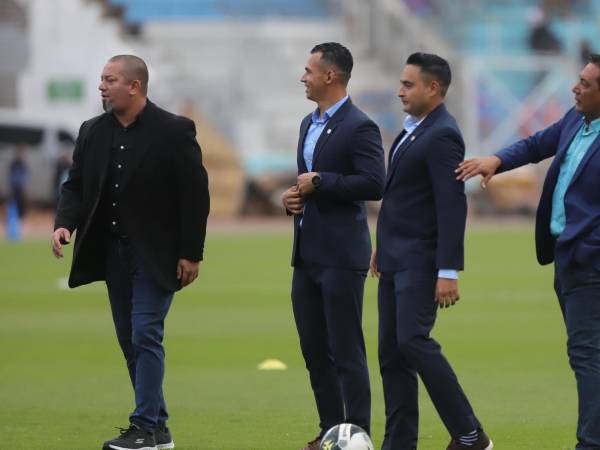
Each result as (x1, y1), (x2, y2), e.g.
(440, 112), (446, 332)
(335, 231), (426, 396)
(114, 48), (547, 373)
(15, 0), (597, 214)
(109, 0), (332, 22)
(102, 0), (399, 182)
(403, 0), (596, 54)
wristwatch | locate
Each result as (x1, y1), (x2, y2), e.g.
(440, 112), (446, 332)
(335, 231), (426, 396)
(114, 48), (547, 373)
(311, 173), (322, 188)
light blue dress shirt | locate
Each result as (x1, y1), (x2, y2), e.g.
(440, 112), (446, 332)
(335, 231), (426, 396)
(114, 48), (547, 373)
(550, 117), (600, 237)
(391, 114), (426, 161)
(303, 95), (349, 171)
(299, 96), (348, 227)
(391, 114), (457, 280)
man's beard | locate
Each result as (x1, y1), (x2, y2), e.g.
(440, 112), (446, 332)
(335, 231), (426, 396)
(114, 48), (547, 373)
(102, 99), (113, 113)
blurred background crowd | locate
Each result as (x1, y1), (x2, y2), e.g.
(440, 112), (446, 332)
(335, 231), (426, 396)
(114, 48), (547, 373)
(0, 0), (598, 238)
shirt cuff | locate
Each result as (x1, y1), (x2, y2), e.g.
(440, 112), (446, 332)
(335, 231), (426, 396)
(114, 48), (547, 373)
(438, 269), (458, 280)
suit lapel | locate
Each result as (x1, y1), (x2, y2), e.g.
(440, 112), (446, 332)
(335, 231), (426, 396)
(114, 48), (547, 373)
(384, 131), (405, 187)
(311, 123), (339, 168)
(311, 99), (352, 169)
(390, 127), (422, 163)
(384, 104), (448, 191)
(541, 121), (580, 193)
(387, 131), (405, 166)
(556, 123), (581, 164)
(297, 117), (310, 173)
(87, 117), (112, 191)
(569, 131), (600, 188)
(384, 124), (429, 190)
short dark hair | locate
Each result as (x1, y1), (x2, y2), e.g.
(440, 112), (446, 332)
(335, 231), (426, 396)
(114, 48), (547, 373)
(311, 42), (353, 85)
(588, 53), (600, 89)
(109, 54), (149, 95)
(406, 52), (452, 97)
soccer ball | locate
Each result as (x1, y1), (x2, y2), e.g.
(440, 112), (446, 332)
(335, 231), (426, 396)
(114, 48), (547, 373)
(320, 423), (374, 450)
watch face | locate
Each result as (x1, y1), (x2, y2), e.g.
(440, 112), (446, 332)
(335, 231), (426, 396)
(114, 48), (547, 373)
(312, 175), (322, 186)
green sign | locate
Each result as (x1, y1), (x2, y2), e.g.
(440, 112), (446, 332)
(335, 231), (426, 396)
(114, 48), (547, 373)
(47, 79), (84, 102)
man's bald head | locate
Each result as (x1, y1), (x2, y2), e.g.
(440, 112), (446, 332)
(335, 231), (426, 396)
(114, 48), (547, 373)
(108, 54), (149, 95)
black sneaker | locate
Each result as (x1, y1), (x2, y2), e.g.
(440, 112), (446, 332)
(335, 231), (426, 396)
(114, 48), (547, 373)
(446, 430), (493, 450)
(155, 426), (175, 449)
(102, 424), (157, 450)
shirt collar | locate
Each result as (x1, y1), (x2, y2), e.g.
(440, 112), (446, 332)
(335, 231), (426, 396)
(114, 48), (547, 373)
(311, 95), (349, 124)
(583, 116), (600, 135)
(111, 100), (150, 129)
(403, 114), (426, 134)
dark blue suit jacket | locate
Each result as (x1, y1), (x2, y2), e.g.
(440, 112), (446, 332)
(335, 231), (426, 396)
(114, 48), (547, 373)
(495, 107), (600, 268)
(291, 98), (385, 270)
(376, 104), (467, 273)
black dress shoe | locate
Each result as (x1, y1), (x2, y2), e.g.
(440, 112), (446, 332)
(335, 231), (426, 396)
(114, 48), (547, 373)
(446, 430), (493, 450)
(300, 435), (321, 450)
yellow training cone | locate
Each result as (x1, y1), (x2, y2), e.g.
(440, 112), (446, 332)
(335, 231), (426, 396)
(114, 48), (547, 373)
(257, 359), (288, 370)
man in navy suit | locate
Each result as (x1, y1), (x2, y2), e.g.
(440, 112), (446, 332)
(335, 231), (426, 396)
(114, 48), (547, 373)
(281, 42), (385, 450)
(457, 54), (600, 450)
(372, 53), (492, 450)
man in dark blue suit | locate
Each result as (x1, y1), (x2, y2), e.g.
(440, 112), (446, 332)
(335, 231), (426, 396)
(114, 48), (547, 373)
(372, 53), (492, 450)
(457, 54), (600, 450)
(281, 42), (385, 450)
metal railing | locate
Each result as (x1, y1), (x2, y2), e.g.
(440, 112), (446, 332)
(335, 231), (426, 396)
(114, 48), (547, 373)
(336, 0), (579, 155)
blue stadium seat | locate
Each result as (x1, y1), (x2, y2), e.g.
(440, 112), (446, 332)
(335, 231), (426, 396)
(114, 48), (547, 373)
(108, 0), (331, 22)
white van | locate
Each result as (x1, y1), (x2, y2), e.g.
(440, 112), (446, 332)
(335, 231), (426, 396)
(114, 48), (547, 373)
(0, 109), (78, 205)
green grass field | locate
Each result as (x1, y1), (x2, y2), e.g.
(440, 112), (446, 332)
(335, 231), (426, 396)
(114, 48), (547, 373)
(0, 226), (577, 450)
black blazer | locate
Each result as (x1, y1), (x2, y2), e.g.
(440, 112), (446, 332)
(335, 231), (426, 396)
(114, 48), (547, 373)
(55, 100), (210, 291)
(376, 103), (467, 272)
(291, 98), (385, 271)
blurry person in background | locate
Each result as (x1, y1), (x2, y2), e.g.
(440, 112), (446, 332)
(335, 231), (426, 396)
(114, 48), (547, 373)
(528, 7), (561, 55)
(52, 54), (210, 450)
(580, 40), (592, 68)
(457, 54), (600, 450)
(8, 143), (29, 219)
(53, 147), (72, 209)
(281, 42), (385, 450)
(5, 143), (29, 240)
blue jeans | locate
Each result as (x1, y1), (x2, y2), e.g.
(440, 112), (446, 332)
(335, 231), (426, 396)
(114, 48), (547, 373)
(105, 237), (174, 431)
(555, 264), (600, 450)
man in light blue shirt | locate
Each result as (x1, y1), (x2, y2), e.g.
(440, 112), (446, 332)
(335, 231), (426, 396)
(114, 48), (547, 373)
(296, 94), (349, 227)
(550, 117), (600, 237)
(457, 54), (600, 449)
(282, 42), (385, 450)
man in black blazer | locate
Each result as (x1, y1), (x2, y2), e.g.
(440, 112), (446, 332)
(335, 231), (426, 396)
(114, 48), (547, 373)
(281, 42), (385, 450)
(51, 55), (209, 450)
(371, 53), (492, 450)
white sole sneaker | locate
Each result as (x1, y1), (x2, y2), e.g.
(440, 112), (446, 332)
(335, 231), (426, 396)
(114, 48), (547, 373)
(157, 441), (175, 450)
(109, 445), (157, 450)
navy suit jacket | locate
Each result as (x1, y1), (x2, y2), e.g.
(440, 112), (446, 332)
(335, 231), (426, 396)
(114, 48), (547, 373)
(291, 98), (385, 270)
(376, 104), (467, 273)
(495, 107), (600, 268)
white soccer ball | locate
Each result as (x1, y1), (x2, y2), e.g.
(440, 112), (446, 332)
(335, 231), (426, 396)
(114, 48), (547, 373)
(320, 423), (374, 450)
